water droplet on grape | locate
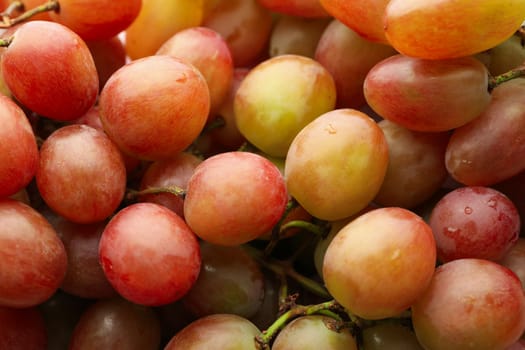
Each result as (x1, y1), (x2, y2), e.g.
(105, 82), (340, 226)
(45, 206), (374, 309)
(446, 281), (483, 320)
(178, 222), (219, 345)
(487, 199), (497, 208)
(464, 206), (472, 215)
(445, 227), (459, 236)
(460, 159), (472, 165)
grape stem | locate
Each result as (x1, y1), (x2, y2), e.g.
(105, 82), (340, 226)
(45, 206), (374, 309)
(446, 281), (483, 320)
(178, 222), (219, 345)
(488, 64), (525, 91)
(0, 0), (59, 28)
(126, 186), (186, 201)
(279, 219), (331, 238)
(0, 36), (13, 47)
(254, 299), (351, 350)
(0, 1), (23, 19)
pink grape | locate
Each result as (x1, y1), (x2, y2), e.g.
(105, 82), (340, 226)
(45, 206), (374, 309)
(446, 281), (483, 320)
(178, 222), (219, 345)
(99, 203), (201, 306)
(429, 186), (520, 262)
(412, 258), (525, 350)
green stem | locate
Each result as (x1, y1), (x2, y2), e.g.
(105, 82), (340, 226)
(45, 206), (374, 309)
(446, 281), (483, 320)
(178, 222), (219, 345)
(0, 36), (13, 47)
(488, 64), (525, 90)
(254, 299), (346, 350)
(279, 219), (330, 238)
(237, 141), (258, 153)
(0, 0), (59, 28)
(126, 186), (186, 201)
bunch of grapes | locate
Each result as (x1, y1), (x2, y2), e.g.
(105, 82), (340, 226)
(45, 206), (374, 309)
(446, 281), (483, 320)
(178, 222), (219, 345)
(0, 0), (525, 349)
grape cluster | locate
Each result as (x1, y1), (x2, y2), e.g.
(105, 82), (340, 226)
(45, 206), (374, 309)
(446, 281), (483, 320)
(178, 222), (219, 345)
(0, 0), (525, 349)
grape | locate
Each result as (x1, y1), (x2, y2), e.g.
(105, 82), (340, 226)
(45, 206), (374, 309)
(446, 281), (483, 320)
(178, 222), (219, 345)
(125, 0), (205, 59)
(257, 0), (330, 18)
(1, 20), (98, 121)
(39, 291), (91, 350)
(203, 0), (273, 67)
(234, 54), (336, 157)
(429, 186), (520, 262)
(412, 259), (525, 350)
(99, 203), (201, 306)
(374, 120), (449, 208)
(0, 199), (67, 308)
(323, 207), (436, 319)
(364, 54), (491, 132)
(361, 322), (424, 350)
(181, 242), (265, 319)
(384, 0), (525, 59)
(483, 35), (525, 76)
(2, 1), (525, 346)
(285, 108), (388, 221)
(314, 19), (397, 108)
(208, 68), (249, 151)
(319, 0), (391, 43)
(99, 55), (210, 161)
(49, 0), (142, 41)
(164, 314), (260, 349)
(0, 305), (47, 349)
(36, 124), (127, 224)
(499, 238), (525, 289)
(446, 78), (525, 186)
(52, 216), (117, 299)
(184, 151), (288, 246)
(69, 297), (161, 350)
(0, 94), (38, 198)
(271, 315), (358, 350)
(156, 26), (234, 119)
(248, 272), (280, 330)
(86, 36), (127, 91)
(269, 15), (330, 59)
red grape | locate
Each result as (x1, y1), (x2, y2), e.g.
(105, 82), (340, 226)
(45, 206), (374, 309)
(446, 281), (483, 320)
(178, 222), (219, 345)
(184, 151), (288, 246)
(99, 55), (210, 161)
(446, 78), (525, 186)
(364, 54), (491, 132)
(52, 216), (117, 299)
(429, 186), (520, 262)
(99, 203), (201, 306)
(181, 242), (265, 319)
(0, 306), (47, 349)
(0, 199), (67, 308)
(164, 313), (260, 349)
(203, 0), (273, 67)
(1, 20), (98, 121)
(0, 94), (38, 198)
(49, 0), (142, 40)
(69, 297), (161, 350)
(412, 258), (525, 350)
(156, 26), (234, 119)
(36, 124), (127, 224)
